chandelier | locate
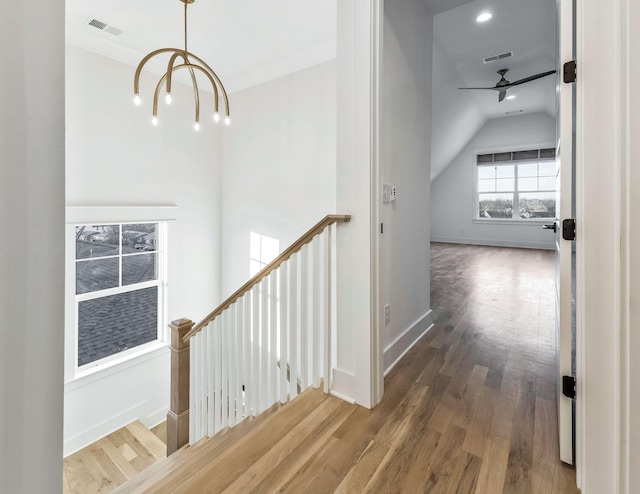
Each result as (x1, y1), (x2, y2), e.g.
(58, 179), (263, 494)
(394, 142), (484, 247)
(133, 0), (230, 131)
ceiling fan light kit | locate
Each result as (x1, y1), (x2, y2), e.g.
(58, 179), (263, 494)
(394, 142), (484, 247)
(458, 68), (557, 102)
(133, 0), (230, 129)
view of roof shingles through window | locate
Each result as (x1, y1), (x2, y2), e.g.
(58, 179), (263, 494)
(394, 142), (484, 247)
(75, 223), (160, 366)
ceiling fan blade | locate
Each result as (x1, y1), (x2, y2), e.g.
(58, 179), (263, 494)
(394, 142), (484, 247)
(498, 90), (507, 102)
(458, 87), (501, 91)
(509, 70), (557, 87)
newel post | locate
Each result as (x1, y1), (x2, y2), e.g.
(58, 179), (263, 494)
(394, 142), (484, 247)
(167, 318), (193, 456)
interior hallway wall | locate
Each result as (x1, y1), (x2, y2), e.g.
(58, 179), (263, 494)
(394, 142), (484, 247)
(380, 0), (435, 372)
(0, 0), (65, 490)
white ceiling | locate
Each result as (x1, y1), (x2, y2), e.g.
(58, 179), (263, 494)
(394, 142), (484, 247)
(434, 0), (558, 119)
(65, 0), (338, 93)
(66, 0), (555, 111)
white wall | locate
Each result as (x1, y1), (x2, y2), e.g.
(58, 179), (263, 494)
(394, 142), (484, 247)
(625, 0), (640, 489)
(380, 0), (435, 372)
(0, 0), (65, 491)
(219, 60), (337, 298)
(335, 0), (380, 406)
(64, 44), (222, 455)
(576, 0), (636, 491)
(430, 111), (556, 249)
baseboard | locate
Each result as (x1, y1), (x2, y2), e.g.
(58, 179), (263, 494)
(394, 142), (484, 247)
(144, 406), (170, 430)
(64, 401), (150, 457)
(384, 310), (434, 376)
(331, 368), (357, 405)
(430, 235), (554, 250)
(329, 389), (357, 405)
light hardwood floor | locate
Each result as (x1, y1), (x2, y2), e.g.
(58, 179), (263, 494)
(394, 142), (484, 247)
(68, 243), (578, 493)
(63, 421), (167, 493)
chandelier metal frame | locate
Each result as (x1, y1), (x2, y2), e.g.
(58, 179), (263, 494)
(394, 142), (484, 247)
(133, 0), (230, 129)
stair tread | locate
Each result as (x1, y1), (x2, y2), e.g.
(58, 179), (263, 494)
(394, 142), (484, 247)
(112, 387), (333, 493)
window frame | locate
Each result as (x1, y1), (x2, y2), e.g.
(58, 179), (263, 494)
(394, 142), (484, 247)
(65, 206), (176, 382)
(472, 146), (557, 224)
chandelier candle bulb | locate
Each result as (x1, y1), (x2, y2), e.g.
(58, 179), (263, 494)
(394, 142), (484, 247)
(134, 94), (141, 106)
(133, 0), (231, 130)
(213, 112), (220, 123)
(194, 122), (200, 131)
(152, 116), (158, 127)
(225, 116), (231, 126)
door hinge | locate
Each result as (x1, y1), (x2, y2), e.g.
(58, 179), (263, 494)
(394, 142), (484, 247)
(562, 375), (576, 399)
(381, 222), (384, 234)
(562, 218), (576, 241)
(563, 60), (577, 83)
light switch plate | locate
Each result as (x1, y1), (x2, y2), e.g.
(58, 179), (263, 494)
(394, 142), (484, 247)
(383, 184), (392, 204)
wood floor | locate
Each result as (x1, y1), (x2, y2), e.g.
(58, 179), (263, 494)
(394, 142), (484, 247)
(68, 242), (578, 493)
(63, 421), (167, 493)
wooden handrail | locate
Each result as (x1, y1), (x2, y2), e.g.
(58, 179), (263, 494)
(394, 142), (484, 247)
(183, 214), (351, 341)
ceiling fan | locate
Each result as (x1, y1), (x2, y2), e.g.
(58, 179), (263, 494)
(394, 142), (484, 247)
(458, 68), (557, 102)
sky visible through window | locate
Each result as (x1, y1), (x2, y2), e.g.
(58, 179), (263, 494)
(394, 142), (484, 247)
(250, 232), (279, 277)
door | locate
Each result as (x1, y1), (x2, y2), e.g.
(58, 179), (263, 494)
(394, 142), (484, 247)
(554, 0), (576, 466)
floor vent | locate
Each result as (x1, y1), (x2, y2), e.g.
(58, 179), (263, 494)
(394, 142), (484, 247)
(483, 51), (514, 64)
(87, 18), (123, 37)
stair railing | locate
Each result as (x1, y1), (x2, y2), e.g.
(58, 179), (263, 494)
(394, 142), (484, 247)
(167, 215), (350, 454)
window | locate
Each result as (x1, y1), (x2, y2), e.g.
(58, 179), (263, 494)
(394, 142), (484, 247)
(476, 149), (556, 220)
(249, 232), (280, 277)
(74, 222), (165, 368)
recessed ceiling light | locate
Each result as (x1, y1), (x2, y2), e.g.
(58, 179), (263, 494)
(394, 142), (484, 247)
(476, 12), (493, 23)
(506, 95), (516, 100)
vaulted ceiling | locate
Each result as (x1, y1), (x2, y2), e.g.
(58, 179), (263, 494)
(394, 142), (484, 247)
(431, 0), (557, 180)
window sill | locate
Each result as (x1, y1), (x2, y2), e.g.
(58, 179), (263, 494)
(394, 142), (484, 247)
(472, 218), (555, 226)
(65, 341), (169, 391)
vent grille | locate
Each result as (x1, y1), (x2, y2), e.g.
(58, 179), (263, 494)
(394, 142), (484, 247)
(88, 19), (108, 30)
(483, 51), (514, 64)
(87, 18), (123, 36)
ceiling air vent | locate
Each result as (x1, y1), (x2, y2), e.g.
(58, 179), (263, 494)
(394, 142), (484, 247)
(87, 18), (123, 37)
(483, 51), (514, 64)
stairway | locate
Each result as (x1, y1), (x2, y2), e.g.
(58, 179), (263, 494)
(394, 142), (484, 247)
(63, 420), (167, 493)
(113, 387), (349, 493)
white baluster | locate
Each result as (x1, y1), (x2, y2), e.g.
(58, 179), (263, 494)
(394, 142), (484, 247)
(196, 332), (204, 441)
(280, 261), (288, 404)
(312, 233), (322, 388)
(261, 277), (269, 411)
(228, 303), (237, 428)
(214, 317), (222, 434)
(244, 291), (252, 418)
(301, 244), (309, 391)
(270, 270), (278, 405)
(189, 337), (196, 444)
(236, 297), (244, 422)
(221, 309), (229, 429)
(207, 322), (214, 436)
(252, 285), (260, 416)
(290, 253), (298, 399)
(324, 226), (332, 393)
